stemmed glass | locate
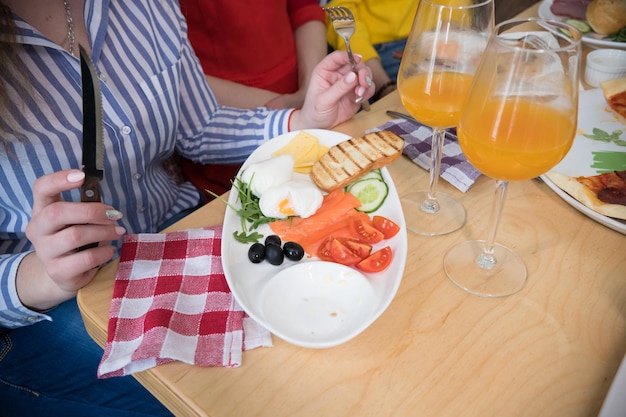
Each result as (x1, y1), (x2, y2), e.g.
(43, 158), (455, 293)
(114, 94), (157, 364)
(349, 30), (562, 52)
(444, 18), (582, 297)
(397, 0), (494, 236)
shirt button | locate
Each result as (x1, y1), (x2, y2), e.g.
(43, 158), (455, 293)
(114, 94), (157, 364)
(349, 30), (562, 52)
(26, 316), (38, 322)
(120, 126), (132, 135)
(138, 206), (146, 213)
(133, 173), (142, 180)
(99, 73), (107, 82)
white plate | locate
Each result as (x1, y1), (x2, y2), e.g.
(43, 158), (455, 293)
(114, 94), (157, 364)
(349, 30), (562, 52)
(221, 129), (408, 348)
(540, 88), (626, 235)
(538, 0), (626, 50)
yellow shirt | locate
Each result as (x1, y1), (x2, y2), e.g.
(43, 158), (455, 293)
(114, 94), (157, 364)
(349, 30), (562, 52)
(325, 0), (420, 62)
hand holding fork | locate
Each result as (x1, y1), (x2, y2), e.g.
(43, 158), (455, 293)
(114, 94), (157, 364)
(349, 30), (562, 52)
(324, 6), (371, 111)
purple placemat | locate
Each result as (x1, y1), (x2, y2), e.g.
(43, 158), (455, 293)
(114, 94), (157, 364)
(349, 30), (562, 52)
(368, 119), (481, 192)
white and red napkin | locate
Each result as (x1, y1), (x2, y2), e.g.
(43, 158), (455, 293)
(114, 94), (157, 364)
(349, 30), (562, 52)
(97, 226), (272, 379)
(368, 119), (482, 192)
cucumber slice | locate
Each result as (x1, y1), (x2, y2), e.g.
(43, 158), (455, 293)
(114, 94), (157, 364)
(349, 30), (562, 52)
(346, 169), (383, 191)
(564, 19), (590, 34)
(363, 168), (383, 180)
(348, 178), (389, 213)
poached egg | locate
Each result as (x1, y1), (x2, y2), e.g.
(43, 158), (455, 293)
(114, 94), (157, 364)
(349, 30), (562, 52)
(241, 155), (294, 198)
(259, 180), (324, 219)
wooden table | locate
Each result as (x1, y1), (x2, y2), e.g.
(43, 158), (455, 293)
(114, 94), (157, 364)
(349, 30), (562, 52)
(78, 4), (626, 417)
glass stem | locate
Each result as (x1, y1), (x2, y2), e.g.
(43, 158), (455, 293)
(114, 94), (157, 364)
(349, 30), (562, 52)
(476, 180), (508, 270)
(421, 128), (445, 214)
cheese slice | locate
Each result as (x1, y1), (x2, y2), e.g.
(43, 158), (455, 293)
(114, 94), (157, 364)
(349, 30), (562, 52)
(273, 132), (318, 159)
(600, 77), (626, 119)
(273, 131), (328, 174)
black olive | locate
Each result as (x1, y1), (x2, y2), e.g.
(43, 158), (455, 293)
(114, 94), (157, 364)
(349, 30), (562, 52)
(283, 241), (305, 261)
(264, 243), (285, 266)
(265, 234), (282, 247)
(248, 243), (266, 264)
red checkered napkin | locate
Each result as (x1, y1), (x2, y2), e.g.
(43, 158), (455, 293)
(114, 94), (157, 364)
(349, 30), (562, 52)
(97, 226), (272, 379)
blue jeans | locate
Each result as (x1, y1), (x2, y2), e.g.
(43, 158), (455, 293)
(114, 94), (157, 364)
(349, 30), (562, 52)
(374, 38), (408, 81)
(0, 299), (173, 417)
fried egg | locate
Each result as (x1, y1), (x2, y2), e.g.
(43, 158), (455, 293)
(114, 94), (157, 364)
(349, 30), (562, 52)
(259, 180), (324, 219)
(241, 155), (294, 198)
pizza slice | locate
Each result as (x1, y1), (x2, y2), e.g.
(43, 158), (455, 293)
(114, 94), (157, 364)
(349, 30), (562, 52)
(545, 170), (626, 220)
(601, 77), (626, 120)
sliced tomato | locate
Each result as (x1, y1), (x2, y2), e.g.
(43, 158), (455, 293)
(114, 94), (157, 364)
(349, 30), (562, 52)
(329, 238), (363, 265)
(317, 237), (335, 262)
(339, 238), (372, 260)
(350, 218), (384, 244)
(372, 215), (400, 239)
(356, 246), (393, 273)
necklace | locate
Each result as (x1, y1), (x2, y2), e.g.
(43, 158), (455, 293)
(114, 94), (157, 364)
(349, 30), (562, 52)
(63, 0), (75, 55)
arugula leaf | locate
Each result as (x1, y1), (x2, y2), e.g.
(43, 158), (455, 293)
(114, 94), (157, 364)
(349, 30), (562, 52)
(232, 231), (264, 244)
(606, 27), (626, 43)
(206, 176), (279, 241)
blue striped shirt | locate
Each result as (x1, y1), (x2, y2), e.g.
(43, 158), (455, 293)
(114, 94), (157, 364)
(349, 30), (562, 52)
(0, 0), (294, 328)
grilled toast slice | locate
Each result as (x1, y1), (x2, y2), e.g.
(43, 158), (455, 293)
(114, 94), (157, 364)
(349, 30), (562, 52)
(311, 130), (404, 192)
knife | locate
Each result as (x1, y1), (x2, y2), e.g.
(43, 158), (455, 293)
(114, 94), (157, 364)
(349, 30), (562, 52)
(79, 45), (104, 250)
(386, 110), (421, 125)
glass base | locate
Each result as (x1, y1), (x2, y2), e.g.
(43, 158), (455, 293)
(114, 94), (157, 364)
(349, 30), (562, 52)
(401, 191), (466, 236)
(443, 240), (528, 297)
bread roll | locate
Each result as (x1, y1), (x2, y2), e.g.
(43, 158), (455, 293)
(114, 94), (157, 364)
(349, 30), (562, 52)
(586, 0), (626, 35)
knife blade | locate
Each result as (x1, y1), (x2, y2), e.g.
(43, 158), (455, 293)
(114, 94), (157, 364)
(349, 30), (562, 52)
(79, 45), (104, 250)
(79, 45), (104, 204)
(386, 110), (419, 124)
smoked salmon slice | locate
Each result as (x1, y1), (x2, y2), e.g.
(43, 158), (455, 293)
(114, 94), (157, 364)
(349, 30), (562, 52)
(269, 189), (369, 255)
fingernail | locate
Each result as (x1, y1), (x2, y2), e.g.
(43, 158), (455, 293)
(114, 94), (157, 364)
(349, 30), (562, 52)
(67, 171), (85, 183)
(345, 71), (356, 83)
(356, 86), (366, 97)
(106, 210), (124, 221)
(115, 226), (126, 235)
(366, 76), (372, 86)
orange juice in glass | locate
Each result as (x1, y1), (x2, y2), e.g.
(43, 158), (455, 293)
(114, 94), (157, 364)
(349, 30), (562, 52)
(459, 96), (576, 181)
(400, 71), (474, 129)
(444, 18), (582, 298)
(396, 0), (493, 236)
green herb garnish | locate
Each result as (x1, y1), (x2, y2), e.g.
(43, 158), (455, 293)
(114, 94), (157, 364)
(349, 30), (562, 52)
(232, 231), (264, 244)
(606, 27), (626, 43)
(206, 176), (278, 244)
(583, 128), (626, 147)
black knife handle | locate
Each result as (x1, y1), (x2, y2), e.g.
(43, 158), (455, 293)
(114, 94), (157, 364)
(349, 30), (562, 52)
(79, 176), (101, 251)
(81, 176), (101, 203)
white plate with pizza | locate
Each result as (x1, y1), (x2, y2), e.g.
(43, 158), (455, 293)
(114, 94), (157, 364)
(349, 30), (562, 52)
(538, 0), (626, 50)
(220, 129), (408, 348)
(541, 88), (626, 235)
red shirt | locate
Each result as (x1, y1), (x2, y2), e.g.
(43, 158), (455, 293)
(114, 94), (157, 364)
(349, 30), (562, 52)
(180, 0), (325, 94)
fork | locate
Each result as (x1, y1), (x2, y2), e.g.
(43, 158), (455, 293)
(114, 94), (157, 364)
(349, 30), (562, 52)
(521, 34), (550, 50)
(324, 6), (371, 111)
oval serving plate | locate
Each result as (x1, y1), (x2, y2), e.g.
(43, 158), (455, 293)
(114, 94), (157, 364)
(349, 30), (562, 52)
(220, 129), (408, 348)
